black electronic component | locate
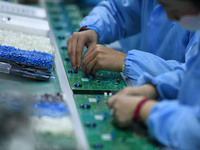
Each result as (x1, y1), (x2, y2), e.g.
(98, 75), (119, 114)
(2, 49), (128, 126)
(68, 69), (78, 74)
(92, 143), (103, 149)
(85, 122), (96, 128)
(65, 57), (70, 61)
(74, 83), (82, 87)
(74, 70), (78, 73)
(117, 79), (120, 84)
(96, 80), (101, 83)
(61, 46), (67, 50)
(80, 104), (91, 109)
(57, 35), (65, 40)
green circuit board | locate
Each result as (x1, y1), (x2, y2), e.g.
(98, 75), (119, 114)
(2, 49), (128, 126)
(46, 1), (126, 92)
(74, 94), (161, 150)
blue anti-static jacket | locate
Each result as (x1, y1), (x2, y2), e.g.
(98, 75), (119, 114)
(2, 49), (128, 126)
(137, 31), (200, 99)
(139, 32), (200, 150)
(80, 0), (195, 83)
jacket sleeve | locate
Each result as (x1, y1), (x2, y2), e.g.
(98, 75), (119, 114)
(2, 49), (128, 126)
(123, 50), (183, 80)
(80, 0), (141, 43)
(147, 100), (200, 150)
(136, 64), (185, 99)
(134, 31), (200, 99)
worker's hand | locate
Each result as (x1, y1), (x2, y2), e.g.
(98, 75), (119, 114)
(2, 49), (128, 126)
(116, 84), (159, 99)
(107, 94), (145, 128)
(107, 87), (158, 128)
(67, 30), (98, 70)
(82, 44), (126, 75)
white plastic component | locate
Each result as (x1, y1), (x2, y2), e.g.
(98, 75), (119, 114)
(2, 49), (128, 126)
(0, 1), (46, 19)
(109, 93), (113, 96)
(88, 98), (97, 103)
(94, 115), (104, 120)
(81, 78), (89, 82)
(0, 29), (55, 54)
(101, 134), (111, 141)
(31, 116), (74, 135)
(104, 92), (108, 96)
(0, 12), (50, 37)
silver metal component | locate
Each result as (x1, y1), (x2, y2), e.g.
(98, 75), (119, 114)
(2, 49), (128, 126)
(0, 62), (11, 74)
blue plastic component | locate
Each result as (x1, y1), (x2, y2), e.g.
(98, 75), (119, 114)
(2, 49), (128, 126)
(103, 111), (108, 120)
(96, 95), (101, 104)
(89, 75), (93, 83)
(32, 102), (69, 118)
(97, 95), (101, 99)
(93, 143), (103, 149)
(96, 99), (100, 104)
(71, 69), (74, 74)
(0, 45), (54, 69)
(89, 122), (93, 127)
(74, 82), (82, 87)
(83, 103), (87, 109)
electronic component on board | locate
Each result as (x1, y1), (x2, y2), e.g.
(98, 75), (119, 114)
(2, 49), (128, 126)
(65, 57), (70, 61)
(68, 69), (78, 74)
(85, 122), (96, 128)
(92, 143), (103, 149)
(74, 83), (82, 87)
(62, 46), (67, 50)
(80, 104), (91, 109)
(57, 35), (65, 40)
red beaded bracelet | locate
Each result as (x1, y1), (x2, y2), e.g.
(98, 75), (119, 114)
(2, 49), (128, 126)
(133, 98), (150, 122)
(78, 25), (88, 32)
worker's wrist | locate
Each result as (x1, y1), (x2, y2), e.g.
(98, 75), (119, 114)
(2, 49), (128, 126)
(121, 54), (126, 72)
(141, 84), (159, 99)
(79, 26), (99, 43)
(139, 100), (157, 123)
(85, 26), (99, 37)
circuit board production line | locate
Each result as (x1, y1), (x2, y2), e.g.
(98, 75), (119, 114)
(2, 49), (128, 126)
(0, 0), (162, 149)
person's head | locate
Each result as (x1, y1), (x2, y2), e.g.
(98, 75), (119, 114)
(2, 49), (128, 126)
(158, 0), (200, 31)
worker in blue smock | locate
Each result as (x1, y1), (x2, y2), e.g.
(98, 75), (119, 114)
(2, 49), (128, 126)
(107, 0), (200, 149)
(67, 0), (197, 85)
(134, 30), (200, 100)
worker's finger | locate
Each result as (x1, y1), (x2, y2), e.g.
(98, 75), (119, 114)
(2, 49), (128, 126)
(76, 36), (86, 68)
(86, 57), (98, 75)
(83, 43), (96, 59)
(107, 95), (118, 109)
(70, 33), (78, 69)
(82, 47), (96, 75)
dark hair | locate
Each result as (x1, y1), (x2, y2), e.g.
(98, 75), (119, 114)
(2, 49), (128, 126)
(191, 0), (200, 9)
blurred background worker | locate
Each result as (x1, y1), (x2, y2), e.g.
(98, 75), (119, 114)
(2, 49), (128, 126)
(67, 0), (199, 86)
(107, 0), (200, 150)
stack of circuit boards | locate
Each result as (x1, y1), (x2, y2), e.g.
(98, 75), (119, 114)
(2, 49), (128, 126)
(46, 1), (162, 150)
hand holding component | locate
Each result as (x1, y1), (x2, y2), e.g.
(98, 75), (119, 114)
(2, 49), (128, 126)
(107, 87), (157, 128)
(67, 30), (98, 70)
(82, 44), (126, 75)
(116, 84), (159, 99)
